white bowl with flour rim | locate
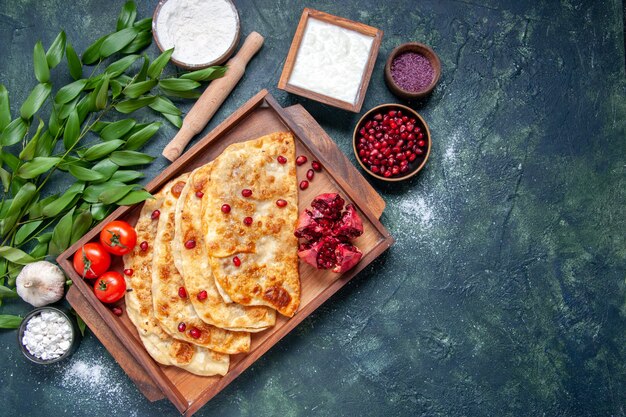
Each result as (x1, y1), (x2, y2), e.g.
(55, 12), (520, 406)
(153, 0), (241, 70)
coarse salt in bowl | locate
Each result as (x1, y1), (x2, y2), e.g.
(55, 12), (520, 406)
(18, 306), (81, 365)
(152, 0), (241, 70)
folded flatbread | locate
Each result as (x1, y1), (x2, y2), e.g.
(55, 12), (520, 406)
(123, 195), (229, 376)
(173, 163), (276, 331)
(203, 132), (301, 317)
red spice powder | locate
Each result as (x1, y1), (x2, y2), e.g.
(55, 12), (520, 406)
(391, 52), (434, 92)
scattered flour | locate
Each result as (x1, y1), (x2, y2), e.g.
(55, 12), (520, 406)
(398, 195), (434, 230)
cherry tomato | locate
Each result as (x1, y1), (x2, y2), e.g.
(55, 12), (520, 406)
(93, 271), (126, 304)
(73, 242), (111, 279)
(100, 220), (137, 256)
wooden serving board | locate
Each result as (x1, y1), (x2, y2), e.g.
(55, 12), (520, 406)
(60, 92), (393, 416)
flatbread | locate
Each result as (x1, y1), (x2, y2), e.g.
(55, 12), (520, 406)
(123, 195), (229, 376)
(173, 163), (276, 331)
(152, 174), (250, 354)
(203, 132), (300, 317)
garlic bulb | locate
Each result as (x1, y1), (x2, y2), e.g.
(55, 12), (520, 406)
(16, 261), (66, 307)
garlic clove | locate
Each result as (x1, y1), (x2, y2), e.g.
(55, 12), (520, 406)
(16, 261), (66, 307)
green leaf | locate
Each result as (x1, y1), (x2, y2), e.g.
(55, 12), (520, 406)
(0, 215), (19, 238)
(20, 83), (52, 120)
(99, 119), (135, 141)
(48, 108), (62, 137)
(83, 181), (125, 203)
(7, 182), (37, 217)
(66, 42), (83, 80)
(63, 109), (80, 149)
(98, 184), (135, 204)
(46, 30), (66, 69)
(90, 203), (110, 221)
(100, 27), (139, 58)
(0, 285), (18, 299)
(84, 74), (104, 90)
(19, 118), (45, 161)
(120, 30), (151, 54)
(0, 246), (35, 265)
(28, 194), (57, 218)
(58, 97), (79, 120)
(15, 220), (43, 245)
(158, 78), (201, 92)
(105, 54), (140, 78)
(163, 112), (182, 128)
(136, 55), (149, 82)
(30, 239), (49, 259)
(0, 85), (10, 131)
(160, 88), (201, 99)
(110, 169), (143, 183)
(68, 165), (107, 182)
(133, 17), (152, 31)
(0, 315), (22, 329)
(1, 150), (21, 171)
(16, 157), (61, 179)
(109, 150), (154, 166)
(33, 41), (50, 83)
(117, 1), (137, 31)
(95, 76), (110, 110)
(147, 48), (174, 79)
(114, 96), (156, 114)
(76, 94), (94, 123)
(57, 156), (88, 172)
(180, 66), (227, 82)
(91, 121), (109, 133)
(82, 36), (107, 65)
(0, 168), (10, 192)
(0, 118), (28, 146)
(124, 122), (161, 150)
(54, 79), (87, 104)
(149, 96), (180, 115)
(41, 183), (83, 217)
(110, 80), (123, 98)
(123, 79), (157, 99)
(81, 139), (125, 161)
(92, 159), (119, 181)
(70, 210), (92, 244)
(115, 189), (152, 205)
(49, 208), (75, 256)
(75, 312), (86, 336)
(34, 131), (56, 158)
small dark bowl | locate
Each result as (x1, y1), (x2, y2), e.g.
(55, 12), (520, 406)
(152, 0), (241, 70)
(353, 103), (431, 182)
(384, 42), (441, 99)
(18, 306), (81, 365)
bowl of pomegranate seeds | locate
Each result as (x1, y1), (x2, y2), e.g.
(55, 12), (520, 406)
(353, 104), (431, 181)
(384, 42), (441, 99)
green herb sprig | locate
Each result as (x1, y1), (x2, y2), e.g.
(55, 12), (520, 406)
(0, 1), (227, 312)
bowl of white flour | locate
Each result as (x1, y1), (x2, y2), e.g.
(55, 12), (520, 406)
(18, 307), (81, 364)
(153, 0), (241, 69)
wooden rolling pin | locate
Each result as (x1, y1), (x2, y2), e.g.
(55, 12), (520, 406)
(162, 32), (265, 161)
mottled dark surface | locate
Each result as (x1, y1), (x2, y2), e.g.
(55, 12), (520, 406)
(0, 0), (625, 416)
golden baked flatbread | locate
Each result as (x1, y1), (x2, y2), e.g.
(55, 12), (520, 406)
(173, 163), (276, 331)
(152, 174), (250, 354)
(123, 195), (229, 376)
(203, 132), (300, 317)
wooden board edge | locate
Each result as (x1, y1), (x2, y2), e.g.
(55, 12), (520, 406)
(280, 83), (360, 113)
(284, 104), (386, 219)
(354, 28), (383, 113)
(277, 8), (310, 90)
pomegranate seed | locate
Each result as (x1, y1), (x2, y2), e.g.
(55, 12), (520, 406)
(299, 180), (309, 190)
(185, 240), (196, 249)
(233, 256), (241, 267)
(151, 210), (160, 220)
(296, 155), (308, 166)
(123, 268), (134, 276)
(178, 286), (187, 298)
(277, 155), (287, 164)
(241, 189), (252, 198)
(409, 154), (417, 162)
(311, 161), (322, 172)
(388, 110), (397, 117)
(371, 166), (380, 173)
(195, 191), (204, 198)
(243, 216), (253, 226)
(306, 169), (314, 181)
(276, 199), (288, 207)
(189, 328), (201, 339)
(384, 171), (392, 178)
(178, 322), (186, 332)
(197, 290), (208, 301)
(373, 113), (382, 121)
(140, 241), (148, 251)
(416, 148), (424, 155)
(418, 132), (424, 139)
(112, 307), (123, 317)
(221, 204), (231, 213)
(418, 140), (426, 147)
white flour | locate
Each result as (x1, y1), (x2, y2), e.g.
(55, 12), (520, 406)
(156, 0), (238, 65)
